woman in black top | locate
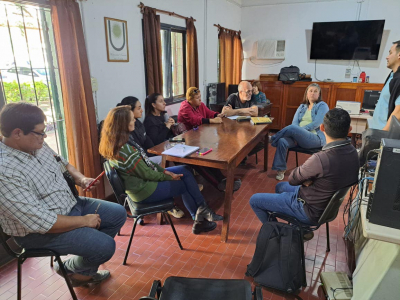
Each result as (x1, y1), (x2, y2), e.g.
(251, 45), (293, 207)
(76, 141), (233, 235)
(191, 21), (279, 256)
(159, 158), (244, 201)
(144, 93), (175, 146)
(117, 97), (161, 163)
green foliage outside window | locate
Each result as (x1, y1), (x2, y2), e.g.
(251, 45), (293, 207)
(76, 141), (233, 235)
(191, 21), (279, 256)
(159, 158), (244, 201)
(2, 81), (50, 103)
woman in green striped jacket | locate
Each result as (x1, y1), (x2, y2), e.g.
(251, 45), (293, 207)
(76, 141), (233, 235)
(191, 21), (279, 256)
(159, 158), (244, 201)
(99, 106), (223, 235)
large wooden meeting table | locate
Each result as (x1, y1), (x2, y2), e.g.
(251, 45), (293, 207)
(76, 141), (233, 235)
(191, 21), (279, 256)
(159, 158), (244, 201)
(148, 118), (270, 242)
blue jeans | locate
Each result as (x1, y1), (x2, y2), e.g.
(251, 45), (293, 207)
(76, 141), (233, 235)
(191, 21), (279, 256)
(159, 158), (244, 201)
(271, 125), (322, 171)
(14, 197), (126, 276)
(249, 182), (313, 225)
(143, 165), (205, 218)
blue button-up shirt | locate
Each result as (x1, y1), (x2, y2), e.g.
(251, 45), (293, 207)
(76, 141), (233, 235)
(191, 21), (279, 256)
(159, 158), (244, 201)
(369, 73), (400, 129)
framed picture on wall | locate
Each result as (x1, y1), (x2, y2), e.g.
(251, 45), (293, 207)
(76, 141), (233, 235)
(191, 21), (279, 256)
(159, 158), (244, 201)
(104, 17), (129, 62)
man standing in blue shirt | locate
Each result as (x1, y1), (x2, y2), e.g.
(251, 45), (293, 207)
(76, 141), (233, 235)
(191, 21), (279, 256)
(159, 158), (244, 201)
(369, 40), (400, 130)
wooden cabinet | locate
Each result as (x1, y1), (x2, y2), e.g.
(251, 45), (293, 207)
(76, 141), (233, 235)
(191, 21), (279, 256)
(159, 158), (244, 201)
(259, 81), (384, 130)
(261, 81), (284, 130)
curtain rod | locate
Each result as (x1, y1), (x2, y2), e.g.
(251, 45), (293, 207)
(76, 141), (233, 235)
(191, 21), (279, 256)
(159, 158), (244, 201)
(214, 24), (241, 35)
(138, 2), (196, 22)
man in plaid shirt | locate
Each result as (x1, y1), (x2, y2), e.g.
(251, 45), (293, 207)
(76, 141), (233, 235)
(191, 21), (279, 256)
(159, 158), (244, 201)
(0, 103), (126, 287)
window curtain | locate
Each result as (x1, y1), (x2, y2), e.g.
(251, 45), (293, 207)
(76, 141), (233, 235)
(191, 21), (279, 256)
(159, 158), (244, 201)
(50, 0), (104, 199)
(218, 29), (243, 96)
(186, 17), (199, 89)
(143, 7), (163, 95)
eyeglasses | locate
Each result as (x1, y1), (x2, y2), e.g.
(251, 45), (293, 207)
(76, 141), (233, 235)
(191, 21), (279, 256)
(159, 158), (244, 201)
(30, 127), (47, 138)
(240, 90), (253, 95)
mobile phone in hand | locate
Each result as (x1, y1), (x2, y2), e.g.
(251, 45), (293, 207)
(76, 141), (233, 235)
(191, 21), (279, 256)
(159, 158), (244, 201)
(198, 147), (211, 155)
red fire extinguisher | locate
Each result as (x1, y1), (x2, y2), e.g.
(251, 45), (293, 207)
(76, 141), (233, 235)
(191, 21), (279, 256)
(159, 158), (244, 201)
(359, 71), (366, 83)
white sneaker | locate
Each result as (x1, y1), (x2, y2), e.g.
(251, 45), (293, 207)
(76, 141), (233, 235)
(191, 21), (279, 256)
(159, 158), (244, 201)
(275, 170), (286, 181)
(167, 206), (185, 218)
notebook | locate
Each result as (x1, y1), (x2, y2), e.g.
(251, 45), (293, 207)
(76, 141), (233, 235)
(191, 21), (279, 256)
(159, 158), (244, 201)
(162, 145), (200, 158)
(251, 117), (273, 124)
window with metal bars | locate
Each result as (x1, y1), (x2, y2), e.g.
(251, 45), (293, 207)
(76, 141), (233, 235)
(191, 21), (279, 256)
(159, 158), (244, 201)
(160, 23), (186, 105)
(0, 1), (68, 158)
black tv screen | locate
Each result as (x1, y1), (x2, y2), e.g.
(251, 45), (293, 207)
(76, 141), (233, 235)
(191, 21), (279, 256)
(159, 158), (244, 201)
(310, 20), (385, 60)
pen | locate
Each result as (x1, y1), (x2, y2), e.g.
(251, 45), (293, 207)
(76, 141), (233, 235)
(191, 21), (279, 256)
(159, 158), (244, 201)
(94, 203), (101, 214)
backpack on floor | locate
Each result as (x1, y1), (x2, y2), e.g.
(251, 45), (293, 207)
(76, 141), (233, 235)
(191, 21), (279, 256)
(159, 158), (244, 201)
(246, 221), (304, 294)
(278, 65), (300, 83)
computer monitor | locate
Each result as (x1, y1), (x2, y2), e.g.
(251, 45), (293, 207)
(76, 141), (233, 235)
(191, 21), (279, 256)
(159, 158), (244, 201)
(388, 116), (400, 140)
(362, 90), (380, 109)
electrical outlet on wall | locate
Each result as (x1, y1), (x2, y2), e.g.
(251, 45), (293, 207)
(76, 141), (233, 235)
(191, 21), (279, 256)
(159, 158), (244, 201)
(345, 67), (351, 78)
(91, 77), (98, 92)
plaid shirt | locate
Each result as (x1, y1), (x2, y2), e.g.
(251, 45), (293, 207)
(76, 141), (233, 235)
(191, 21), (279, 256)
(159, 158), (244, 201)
(0, 141), (77, 237)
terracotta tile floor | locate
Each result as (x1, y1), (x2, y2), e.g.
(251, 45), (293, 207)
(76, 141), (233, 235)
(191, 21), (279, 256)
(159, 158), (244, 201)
(0, 146), (350, 300)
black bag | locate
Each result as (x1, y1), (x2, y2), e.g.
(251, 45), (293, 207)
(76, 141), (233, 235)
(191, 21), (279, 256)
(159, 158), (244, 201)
(246, 222), (304, 294)
(279, 65), (300, 83)
(54, 155), (79, 196)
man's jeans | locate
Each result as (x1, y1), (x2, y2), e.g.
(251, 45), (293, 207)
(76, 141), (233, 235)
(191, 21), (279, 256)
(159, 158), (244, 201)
(271, 125), (322, 171)
(143, 165), (205, 218)
(249, 182), (313, 225)
(14, 197), (126, 276)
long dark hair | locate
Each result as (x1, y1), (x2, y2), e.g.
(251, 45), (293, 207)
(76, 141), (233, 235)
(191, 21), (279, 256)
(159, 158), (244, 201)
(117, 96), (139, 111)
(99, 106), (131, 160)
(302, 83), (323, 105)
(145, 93), (163, 116)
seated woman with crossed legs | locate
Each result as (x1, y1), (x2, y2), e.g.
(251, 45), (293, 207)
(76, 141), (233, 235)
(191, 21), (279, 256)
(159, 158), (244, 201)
(99, 106), (223, 234)
(271, 83), (329, 180)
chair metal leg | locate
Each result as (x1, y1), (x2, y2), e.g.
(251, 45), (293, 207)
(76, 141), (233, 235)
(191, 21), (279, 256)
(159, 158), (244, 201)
(50, 256), (53, 267)
(117, 229), (121, 236)
(326, 223), (330, 252)
(164, 213), (183, 250)
(295, 151), (299, 167)
(286, 150), (289, 162)
(55, 256), (78, 300)
(123, 216), (140, 265)
(255, 152), (258, 164)
(17, 259), (22, 300)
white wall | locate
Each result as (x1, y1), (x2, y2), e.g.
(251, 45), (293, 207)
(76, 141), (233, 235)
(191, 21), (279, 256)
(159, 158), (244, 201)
(241, 0), (400, 84)
(79, 0), (241, 120)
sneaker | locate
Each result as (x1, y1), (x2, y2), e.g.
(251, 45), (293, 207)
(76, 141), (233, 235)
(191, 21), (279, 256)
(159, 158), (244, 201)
(167, 206), (185, 218)
(192, 220), (217, 234)
(195, 204), (223, 222)
(54, 263), (110, 287)
(303, 231), (314, 241)
(217, 179), (241, 192)
(198, 184), (204, 191)
(275, 170), (286, 181)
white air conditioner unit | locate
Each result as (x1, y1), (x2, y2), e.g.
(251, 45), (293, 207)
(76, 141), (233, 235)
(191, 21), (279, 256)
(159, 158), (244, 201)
(256, 39), (286, 59)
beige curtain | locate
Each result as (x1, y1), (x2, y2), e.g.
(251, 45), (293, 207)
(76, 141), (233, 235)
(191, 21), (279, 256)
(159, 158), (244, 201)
(50, 0), (104, 199)
(219, 29), (243, 96)
(143, 7), (163, 95)
(186, 17), (199, 89)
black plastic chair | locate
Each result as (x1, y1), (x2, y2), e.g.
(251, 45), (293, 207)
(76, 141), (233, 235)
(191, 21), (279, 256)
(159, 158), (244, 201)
(270, 185), (352, 286)
(286, 146), (322, 167)
(0, 225), (77, 300)
(103, 161), (183, 265)
(139, 276), (262, 300)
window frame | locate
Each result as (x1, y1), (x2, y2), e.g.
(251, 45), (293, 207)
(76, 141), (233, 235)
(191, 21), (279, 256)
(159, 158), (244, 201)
(160, 23), (187, 106)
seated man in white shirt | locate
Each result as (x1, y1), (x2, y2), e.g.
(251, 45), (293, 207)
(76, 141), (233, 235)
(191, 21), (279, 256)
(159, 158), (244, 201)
(0, 103), (126, 287)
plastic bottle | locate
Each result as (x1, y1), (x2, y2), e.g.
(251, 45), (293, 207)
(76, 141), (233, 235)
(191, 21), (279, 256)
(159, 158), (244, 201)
(359, 71), (366, 83)
(366, 76), (370, 83)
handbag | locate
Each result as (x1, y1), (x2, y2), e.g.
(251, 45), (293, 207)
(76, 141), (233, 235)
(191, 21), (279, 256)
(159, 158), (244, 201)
(54, 155), (79, 196)
(171, 123), (187, 136)
(278, 65), (300, 84)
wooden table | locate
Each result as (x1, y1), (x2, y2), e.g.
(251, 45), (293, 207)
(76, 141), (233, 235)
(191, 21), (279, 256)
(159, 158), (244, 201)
(148, 118), (270, 242)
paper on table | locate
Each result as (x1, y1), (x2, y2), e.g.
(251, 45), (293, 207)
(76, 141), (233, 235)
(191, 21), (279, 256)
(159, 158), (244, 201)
(227, 116), (240, 120)
(162, 144), (200, 158)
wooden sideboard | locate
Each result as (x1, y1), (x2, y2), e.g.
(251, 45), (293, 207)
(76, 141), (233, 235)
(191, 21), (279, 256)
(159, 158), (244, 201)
(258, 81), (384, 130)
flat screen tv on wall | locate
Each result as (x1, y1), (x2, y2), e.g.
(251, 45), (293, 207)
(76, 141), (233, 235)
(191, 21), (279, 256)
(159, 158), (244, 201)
(310, 20), (385, 60)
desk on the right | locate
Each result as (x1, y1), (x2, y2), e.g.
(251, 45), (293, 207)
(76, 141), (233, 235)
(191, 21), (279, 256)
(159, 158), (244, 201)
(351, 200), (400, 300)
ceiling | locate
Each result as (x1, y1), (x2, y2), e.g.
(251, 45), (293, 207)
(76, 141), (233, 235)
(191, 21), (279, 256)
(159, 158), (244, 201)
(230, 0), (352, 7)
